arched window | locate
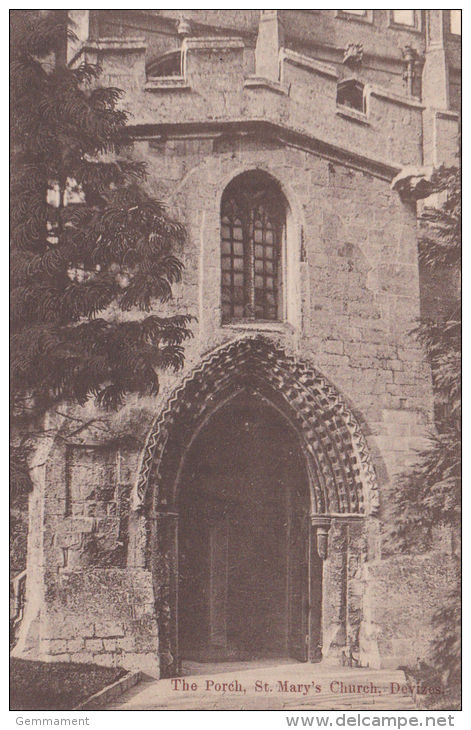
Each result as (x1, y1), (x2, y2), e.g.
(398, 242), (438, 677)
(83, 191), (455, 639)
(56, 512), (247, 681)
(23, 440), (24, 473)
(220, 172), (286, 323)
(146, 50), (182, 77)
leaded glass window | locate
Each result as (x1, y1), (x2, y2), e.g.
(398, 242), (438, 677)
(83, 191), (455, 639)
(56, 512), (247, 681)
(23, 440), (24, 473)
(221, 174), (284, 323)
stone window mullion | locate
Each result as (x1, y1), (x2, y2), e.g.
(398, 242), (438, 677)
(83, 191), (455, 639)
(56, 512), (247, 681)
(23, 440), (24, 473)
(245, 209), (256, 319)
(220, 172), (285, 324)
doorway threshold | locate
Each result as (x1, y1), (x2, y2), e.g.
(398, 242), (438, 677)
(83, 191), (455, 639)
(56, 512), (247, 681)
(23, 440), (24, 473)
(180, 656), (296, 676)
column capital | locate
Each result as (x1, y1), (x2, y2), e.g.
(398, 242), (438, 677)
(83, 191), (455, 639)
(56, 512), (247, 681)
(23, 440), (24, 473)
(311, 516), (331, 559)
(311, 515), (331, 529)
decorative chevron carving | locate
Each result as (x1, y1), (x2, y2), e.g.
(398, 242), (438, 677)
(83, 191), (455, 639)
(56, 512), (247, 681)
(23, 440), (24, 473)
(131, 337), (379, 517)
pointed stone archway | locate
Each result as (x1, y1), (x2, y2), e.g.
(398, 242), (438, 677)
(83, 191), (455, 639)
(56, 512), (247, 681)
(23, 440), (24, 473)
(129, 337), (379, 676)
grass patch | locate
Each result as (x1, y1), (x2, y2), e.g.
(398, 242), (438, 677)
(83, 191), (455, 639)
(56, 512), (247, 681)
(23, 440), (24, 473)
(10, 658), (127, 710)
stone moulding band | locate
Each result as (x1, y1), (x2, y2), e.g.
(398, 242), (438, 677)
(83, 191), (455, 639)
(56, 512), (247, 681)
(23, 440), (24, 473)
(244, 76), (289, 95)
(129, 120), (401, 181)
(82, 38), (147, 53)
(131, 337), (379, 516)
(367, 84), (425, 110)
(182, 37), (245, 52)
(281, 48), (339, 80)
(145, 77), (190, 92)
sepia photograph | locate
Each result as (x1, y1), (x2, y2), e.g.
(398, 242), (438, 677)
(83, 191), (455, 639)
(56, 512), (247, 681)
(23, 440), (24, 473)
(9, 7), (461, 714)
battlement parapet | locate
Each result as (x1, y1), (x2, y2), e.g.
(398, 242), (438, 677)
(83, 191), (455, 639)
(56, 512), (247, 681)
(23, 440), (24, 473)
(72, 34), (459, 170)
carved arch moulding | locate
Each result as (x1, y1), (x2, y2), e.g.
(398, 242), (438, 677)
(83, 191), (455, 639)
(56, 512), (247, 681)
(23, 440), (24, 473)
(131, 337), (380, 519)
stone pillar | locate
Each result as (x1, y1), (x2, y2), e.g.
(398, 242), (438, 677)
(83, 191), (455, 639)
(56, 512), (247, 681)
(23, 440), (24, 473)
(12, 464), (48, 657)
(422, 10), (449, 110)
(321, 520), (347, 662)
(255, 10), (284, 82)
(127, 511), (147, 569)
(345, 520), (366, 658)
(421, 11), (459, 166)
(151, 510), (179, 678)
(76, 39), (147, 90)
(67, 10), (90, 63)
(308, 519), (325, 662)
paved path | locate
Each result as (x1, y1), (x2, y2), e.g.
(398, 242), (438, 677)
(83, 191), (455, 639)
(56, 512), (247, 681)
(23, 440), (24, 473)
(107, 660), (417, 710)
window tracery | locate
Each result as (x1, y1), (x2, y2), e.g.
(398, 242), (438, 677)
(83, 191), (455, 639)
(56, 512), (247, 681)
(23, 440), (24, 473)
(221, 175), (284, 323)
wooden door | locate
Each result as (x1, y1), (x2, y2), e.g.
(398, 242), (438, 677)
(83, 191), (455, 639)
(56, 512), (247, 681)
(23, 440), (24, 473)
(288, 511), (309, 661)
(208, 520), (229, 649)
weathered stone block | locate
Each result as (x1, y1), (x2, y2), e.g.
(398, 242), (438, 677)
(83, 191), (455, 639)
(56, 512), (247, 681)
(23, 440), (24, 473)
(48, 639), (68, 654)
(323, 339), (344, 355)
(120, 652), (160, 677)
(103, 638), (118, 652)
(66, 638), (85, 653)
(92, 652), (115, 668)
(85, 638), (104, 652)
(71, 652), (95, 664)
(94, 621), (124, 638)
(49, 652), (71, 663)
(116, 636), (135, 652)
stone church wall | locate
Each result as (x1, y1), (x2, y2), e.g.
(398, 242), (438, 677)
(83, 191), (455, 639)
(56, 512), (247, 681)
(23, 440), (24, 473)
(16, 111), (435, 676)
(13, 12), (460, 677)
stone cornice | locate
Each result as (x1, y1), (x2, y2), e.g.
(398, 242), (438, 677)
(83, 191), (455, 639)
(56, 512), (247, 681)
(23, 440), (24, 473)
(244, 76), (289, 95)
(367, 84), (425, 110)
(336, 106), (370, 126)
(281, 48), (339, 79)
(145, 77), (190, 92)
(129, 119), (401, 181)
(435, 109), (460, 120)
(182, 36), (245, 52)
(69, 37), (147, 67)
(82, 37), (147, 53)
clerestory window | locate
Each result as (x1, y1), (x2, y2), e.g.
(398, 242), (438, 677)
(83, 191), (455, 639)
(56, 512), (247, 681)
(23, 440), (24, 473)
(220, 172), (285, 324)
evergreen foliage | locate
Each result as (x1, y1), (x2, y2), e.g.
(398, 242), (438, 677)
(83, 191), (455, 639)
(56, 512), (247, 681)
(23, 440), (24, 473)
(10, 10), (192, 423)
(388, 167), (461, 552)
(387, 166), (461, 705)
